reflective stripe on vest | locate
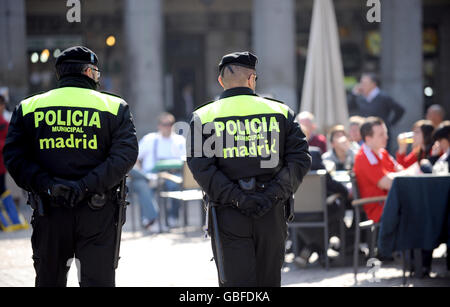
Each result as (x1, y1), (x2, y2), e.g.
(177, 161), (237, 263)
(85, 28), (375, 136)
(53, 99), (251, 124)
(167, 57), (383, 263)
(194, 95), (289, 124)
(21, 87), (122, 116)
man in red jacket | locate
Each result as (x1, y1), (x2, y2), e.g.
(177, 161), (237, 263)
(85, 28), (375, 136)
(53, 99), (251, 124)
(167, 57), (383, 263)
(353, 117), (403, 222)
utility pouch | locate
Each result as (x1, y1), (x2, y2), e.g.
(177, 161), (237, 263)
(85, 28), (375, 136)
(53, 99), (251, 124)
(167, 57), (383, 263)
(88, 193), (107, 210)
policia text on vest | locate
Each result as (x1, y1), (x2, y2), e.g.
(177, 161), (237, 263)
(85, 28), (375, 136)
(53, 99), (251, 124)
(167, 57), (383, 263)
(212, 116), (280, 158)
(189, 95), (287, 168)
(20, 87), (121, 151)
(35, 108), (99, 150)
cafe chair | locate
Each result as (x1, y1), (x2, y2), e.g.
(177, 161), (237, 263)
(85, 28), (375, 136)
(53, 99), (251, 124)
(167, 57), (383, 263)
(289, 170), (331, 270)
(350, 171), (387, 284)
(158, 162), (204, 233)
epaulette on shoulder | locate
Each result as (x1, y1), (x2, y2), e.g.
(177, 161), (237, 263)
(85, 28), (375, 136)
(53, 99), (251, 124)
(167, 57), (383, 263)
(101, 91), (122, 99)
(194, 100), (215, 111)
(22, 91), (45, 101)
(263, 96), (285, 105)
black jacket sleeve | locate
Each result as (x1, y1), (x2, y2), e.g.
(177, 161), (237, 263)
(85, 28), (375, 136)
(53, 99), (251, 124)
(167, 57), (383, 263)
(4, 105), (53, 193)
(280, 110), (312, 193)
(186, 113), (241, 203)
(81, 103), (139, 193)
(325, 173), (348, 198)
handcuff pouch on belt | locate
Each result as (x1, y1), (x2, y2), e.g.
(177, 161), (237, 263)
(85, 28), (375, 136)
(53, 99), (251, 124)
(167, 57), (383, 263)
(87, 188), (119, 211)
(88, 193), (107, 210)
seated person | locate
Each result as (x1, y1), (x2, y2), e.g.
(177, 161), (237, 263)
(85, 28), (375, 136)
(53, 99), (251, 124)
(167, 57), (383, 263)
(430, 122), (450, 271)
(348, 116), (365, 147)
(322, 124), (357, 172)
(396, 120), (435, 169)
(296, 111), (327, 154)
(0, 94), (26, 231)
(130, 112), (186, 229)
(431, 122), (450, 272)
(430, 122), (450, 173)
(293, 125), (350, 266)
(353, 117), (403, 223)
(400, 122), (449, 274)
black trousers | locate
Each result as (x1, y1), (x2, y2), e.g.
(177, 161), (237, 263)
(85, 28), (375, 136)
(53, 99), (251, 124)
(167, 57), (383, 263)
(30, 199), (117, 287)
(211, 204), (288, 287)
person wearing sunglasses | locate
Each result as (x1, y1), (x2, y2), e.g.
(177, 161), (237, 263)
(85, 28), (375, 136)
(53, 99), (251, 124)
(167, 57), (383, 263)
(3, 46), (138, 287)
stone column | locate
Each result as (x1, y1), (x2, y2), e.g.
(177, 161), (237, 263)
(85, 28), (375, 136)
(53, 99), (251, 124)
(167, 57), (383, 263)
(252, 0), (297, 111)
(124, 0), (164, 138)
(0, 0), (28, 104)
(381, 0), (423, 147)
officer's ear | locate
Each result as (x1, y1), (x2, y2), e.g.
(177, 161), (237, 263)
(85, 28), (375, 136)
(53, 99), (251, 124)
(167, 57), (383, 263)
(218, 75), (225, 90)
(247, 76), (253, 89)
(87, 68), (96, 80)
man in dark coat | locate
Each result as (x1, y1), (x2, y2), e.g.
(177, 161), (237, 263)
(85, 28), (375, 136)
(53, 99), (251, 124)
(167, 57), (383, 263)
(348, 73), (404, 152)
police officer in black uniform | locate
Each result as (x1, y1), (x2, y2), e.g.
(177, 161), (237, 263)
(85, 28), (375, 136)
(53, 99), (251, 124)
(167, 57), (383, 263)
(187, 51), (311, 287)
(3, 46), (138, 287)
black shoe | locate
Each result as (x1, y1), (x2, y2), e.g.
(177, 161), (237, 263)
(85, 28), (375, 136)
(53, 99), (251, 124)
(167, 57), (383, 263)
(293, 247), (313, 269)
(422, 267), (431, 278)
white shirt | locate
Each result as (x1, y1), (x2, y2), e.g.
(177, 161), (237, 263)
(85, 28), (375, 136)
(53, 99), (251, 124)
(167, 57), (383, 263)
(431, 148), (450, 174)
(138, 132), (186, 173)
(365, 87), (380, 103)
(362, 143), (382, 165)
(437, 149), (450, 163)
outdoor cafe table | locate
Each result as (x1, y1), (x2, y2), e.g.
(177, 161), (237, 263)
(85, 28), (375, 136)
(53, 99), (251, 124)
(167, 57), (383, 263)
(332, 170), (351, 184)
(378, 175), (450, 273)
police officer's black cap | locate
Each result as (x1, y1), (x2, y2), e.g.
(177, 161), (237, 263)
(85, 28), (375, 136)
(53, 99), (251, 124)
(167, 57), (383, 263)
(55, 46), (98, 66)
(218, 51), (258, 73)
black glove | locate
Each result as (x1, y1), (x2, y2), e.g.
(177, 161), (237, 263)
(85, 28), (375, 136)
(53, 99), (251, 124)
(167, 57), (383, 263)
(34, 174), (54, 195)
(50, 178), (87, 208)
(251, 193), (274, 219)
(234, 192), (273, 219)
(264, 167), (293, 205)
(49, 183), (73, 208)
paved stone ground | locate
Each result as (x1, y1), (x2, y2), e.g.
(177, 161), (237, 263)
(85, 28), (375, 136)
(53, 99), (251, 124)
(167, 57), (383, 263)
(1, 203), (449, 287)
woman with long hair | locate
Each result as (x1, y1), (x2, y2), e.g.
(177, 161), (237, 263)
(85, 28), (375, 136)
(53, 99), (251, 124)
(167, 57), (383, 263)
(396, 119), (435, 168)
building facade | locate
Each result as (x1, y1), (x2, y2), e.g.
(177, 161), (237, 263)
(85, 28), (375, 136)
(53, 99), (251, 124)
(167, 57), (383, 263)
(0, 0), (449, 137)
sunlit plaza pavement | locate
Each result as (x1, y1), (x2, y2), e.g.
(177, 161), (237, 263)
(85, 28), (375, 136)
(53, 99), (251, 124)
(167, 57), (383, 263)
(1, 204), (449, 287)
